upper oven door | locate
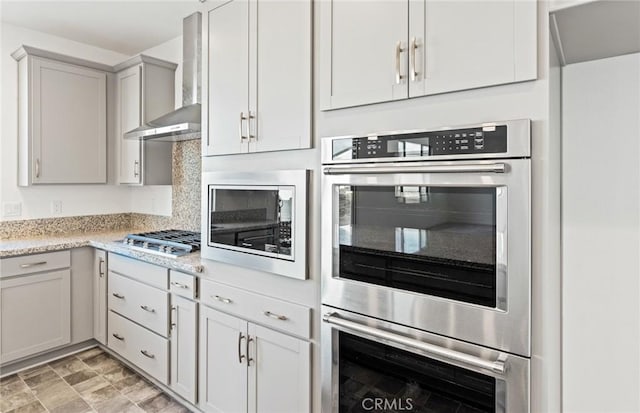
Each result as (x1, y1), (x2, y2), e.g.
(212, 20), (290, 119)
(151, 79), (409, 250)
(321, 159), (530, 356)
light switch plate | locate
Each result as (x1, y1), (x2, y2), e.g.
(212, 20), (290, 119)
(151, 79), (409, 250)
(2, 202), (22, 218)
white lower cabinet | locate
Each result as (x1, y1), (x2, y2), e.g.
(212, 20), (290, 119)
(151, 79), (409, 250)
(93, 249), (107, 345)
(199, 306), (310, 413)
(170, 294), (198, 404)
(0, 270), (71, 363)
(108, 310), (170, 385)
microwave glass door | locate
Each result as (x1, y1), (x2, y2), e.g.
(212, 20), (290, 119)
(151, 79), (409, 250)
(336, 185), (500, 307)
(209, 185), (294, 260)
(339, 332), (496, 413)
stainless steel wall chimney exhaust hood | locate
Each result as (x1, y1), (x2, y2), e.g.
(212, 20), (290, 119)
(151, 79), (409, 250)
(125, 12), (202, 142)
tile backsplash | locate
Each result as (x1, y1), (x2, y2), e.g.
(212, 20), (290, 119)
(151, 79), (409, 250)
(0, 140), (202, 240)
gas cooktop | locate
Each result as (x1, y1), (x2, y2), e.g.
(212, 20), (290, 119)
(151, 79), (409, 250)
(122, 230), (201, 258)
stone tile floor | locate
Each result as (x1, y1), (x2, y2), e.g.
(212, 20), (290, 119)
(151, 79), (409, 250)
(0, 347), (191, 413)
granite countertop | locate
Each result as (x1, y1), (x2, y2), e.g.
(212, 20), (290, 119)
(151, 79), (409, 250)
(0, 230), (204, 273)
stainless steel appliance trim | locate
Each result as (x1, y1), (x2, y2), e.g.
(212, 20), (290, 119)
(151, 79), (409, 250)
(324, 162), (506, 175)
(202, 170), (309, 280)
(323, 311), (505, 374)
(320, 306), (530, 413)
(321, 158), (531, 356)
(321, 119), (531, 164)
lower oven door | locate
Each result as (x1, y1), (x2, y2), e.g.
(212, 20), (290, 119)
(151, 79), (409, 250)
(321, 307), (529, 413)
(321, 159), (530, 356)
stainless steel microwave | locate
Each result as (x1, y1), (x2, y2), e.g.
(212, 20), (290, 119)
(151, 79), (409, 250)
(201, 170), (309, 280)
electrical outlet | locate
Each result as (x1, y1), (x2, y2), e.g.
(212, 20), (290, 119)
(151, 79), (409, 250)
(51, 200), (62, 215)
(2, 202), (22, 218)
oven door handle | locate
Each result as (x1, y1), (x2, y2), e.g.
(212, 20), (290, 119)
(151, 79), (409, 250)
(323, 162), (506, 175)
(323, 312), (506, 374)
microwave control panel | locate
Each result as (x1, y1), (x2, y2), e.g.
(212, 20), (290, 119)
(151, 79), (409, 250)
(342, 125), (508, 160)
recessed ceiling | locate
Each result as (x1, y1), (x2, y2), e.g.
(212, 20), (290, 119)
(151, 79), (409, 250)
(1, 1), (203, 55)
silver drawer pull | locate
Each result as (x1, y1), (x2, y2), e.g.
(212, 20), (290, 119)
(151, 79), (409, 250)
(112, 293), (125, 299)
(213, 295), (232, 304)
(140, 305), (155, 313)
(140, 350), (155, 359)
(171, 281), (190, 289)
(20, 261), (47, 268)
(112, 333), (124, 341)
(264, 311), (288, 321)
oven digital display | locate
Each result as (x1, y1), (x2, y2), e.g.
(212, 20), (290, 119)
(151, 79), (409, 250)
(333, 125), (508, 160)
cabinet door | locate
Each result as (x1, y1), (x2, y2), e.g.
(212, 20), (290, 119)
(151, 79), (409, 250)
(409, 0), (537, 97)
(0, 270), (71, 363)
(117, 65), (143, 184)
(319, 0), (409, 110)
(248, 324), (310, 413)
(31, 57), (106, 183)
(249, 0), (312, 153)
(199, 306), (248, 413)
(170, 295), (198, 404)
(93, 250), (107, 345)
(206, 0), (250, 156)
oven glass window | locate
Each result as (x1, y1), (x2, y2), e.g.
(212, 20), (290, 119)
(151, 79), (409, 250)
(337, 185), (497, 307)
(209, 186), (294, 259)
(339, 332), (496, 413)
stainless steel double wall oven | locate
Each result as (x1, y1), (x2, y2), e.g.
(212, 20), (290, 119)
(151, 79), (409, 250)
(321, 120), (531, 413)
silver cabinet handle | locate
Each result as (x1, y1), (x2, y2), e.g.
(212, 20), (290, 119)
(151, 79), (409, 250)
(171, 281), (189, 289)
(410, 37), (418, 81)
(112, 293), (125, 299)
(98, 258), (105, 278)
(20, 261), (47, 269)
(247, 335), (254, 366)
(323, 312), (506, 374)
(140, 305), (155, 313)
(264, 311), (288, 321)
(35, 159), (40, 178)
(134, 160), (139, 177)
(238, 332), (246, 364)
(112, 333), (124, 341)
(324, 162), (507, 175)
(171, 306), (177, 330)
(395, 41), (405, 84)
(212, 295), (232, 304)
(140, 350), (155, 359)
(248, 111), (256, 141)
(239, 112), (248, 142)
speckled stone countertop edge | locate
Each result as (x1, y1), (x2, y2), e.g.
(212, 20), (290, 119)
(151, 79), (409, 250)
(0, 231), (204, 274)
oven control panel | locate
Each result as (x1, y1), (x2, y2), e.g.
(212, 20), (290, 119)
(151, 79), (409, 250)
(334, 125), (508, 161)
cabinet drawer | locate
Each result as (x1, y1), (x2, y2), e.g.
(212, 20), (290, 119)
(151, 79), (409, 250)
(109, 253), (168, 289)
(169, 271), (196, 299)
(200, 279), (311, 339)
(0, 250), (70, 278)
(108, 311), (169, 385)
(108, 272), (169, 337)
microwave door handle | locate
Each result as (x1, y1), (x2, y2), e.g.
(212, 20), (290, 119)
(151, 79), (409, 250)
(323, 163), (506, 175)
(323, 312), (506, 374)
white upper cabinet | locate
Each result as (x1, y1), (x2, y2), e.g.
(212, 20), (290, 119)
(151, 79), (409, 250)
(320, 0), (537, 110)
(13, 47), (107, 185)
(207, 0), (250, 156)
(319, 1), (409, 109)
(115, 56), (177, 185)
(204, 0), (312, 156)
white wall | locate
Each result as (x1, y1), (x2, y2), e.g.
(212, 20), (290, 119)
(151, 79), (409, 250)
(562, 52), (640, 413)
(0, 22), (133, 220)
